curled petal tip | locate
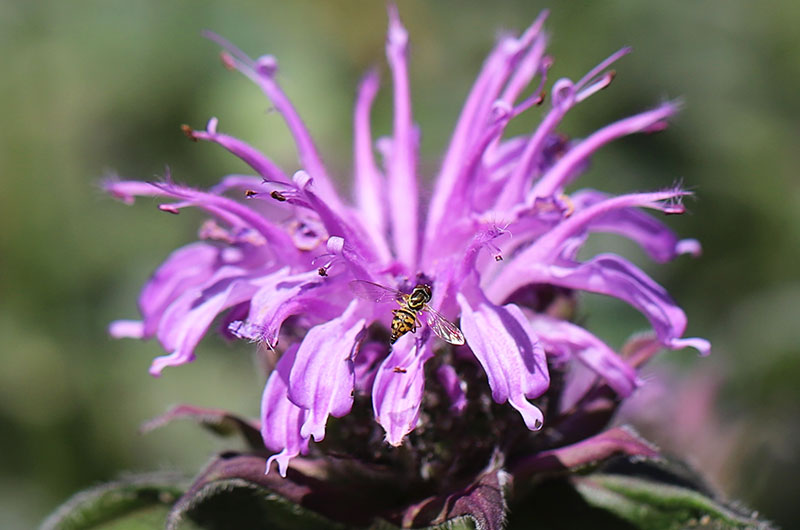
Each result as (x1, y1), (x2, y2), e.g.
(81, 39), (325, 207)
(206, 117), (219, 133)
(670, 337), (711, 356)
(386, 4), (408, 45)
(292, 169), (312, 189)
(551, 78), (575, 108)
(109, 319), (144, 339)
(491, 99), (513, 119)
(255, 55), (278, 76)
(676, 238), (702, 257)
(266, 454), (290, 478)
(326, 235), (344, 253)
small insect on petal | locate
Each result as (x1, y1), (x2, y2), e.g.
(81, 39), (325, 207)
(350, 280), (465, 345)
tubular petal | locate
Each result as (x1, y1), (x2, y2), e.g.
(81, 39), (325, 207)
(288, 301), (365, 441)
(457, 293), (549, 430)
(530, 103), (679, 198)
(151, 274), (262, 376)
(372, 333), (433, 446)
(571, 189), (702, 263)
(385, 5), (419, 268)
(527, 315), (639, 397)
(261, 344), (311, 477)
(491, 253), (706, 355)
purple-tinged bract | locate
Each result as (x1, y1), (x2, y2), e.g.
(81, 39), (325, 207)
(107, 7), (709, 483)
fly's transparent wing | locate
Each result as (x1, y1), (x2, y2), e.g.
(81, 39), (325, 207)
(349, 280), (406, 304)
(421, 306), (466, 345)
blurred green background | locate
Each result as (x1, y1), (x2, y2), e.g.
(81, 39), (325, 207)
(1, 0), (798, 527)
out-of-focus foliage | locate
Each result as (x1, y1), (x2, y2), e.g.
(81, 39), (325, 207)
(1, 1), (797, 528)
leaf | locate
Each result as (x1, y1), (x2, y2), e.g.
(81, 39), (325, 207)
(574, 473), (775, 529)
(167, 452), (495, 530)
(506, 477), (638, 530)
(168, 479), (347, 530)
(507, 457), (776, 529)
(41, 473), (185, 530)
(166, 453), (368, 529)
(140, 404), (264, 451)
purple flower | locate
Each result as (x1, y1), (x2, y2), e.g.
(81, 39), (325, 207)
(108, 7), (709, 480)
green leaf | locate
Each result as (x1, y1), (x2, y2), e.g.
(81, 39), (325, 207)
(41, 473), (186, 530)
(166, 452), (499, 530)
(507, 457), (776, 530)
(166, 477), (364, 530)
(574, 473), (775, 530)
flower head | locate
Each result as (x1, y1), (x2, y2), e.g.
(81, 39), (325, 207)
(108, 6), (708, 487)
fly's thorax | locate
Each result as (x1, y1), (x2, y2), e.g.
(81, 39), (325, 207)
(408, 284), (432, 311)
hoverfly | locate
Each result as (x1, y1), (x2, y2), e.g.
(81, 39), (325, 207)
(350, 280), (465, 346)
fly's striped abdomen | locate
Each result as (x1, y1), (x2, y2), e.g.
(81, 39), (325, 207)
(390, 307), (418, 344)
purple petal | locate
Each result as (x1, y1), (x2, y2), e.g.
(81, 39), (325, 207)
(531, 102), (679, 197)
(494, 90), (572, 211)
(140, 403), (263, 450)
(104, 178), (161, 203)
(107, 178), (302, 264)
(290, 171), (384, 271)
(495, 49), (634, 211)
(385, 6), (419, 268)
(109, 319), (144, 339)
(230, 268), (335, 346)
(527, 315), (638, 397)
(354, 342), (388, 394)
(187, 118), (290, 184)
(287, 301), (365, 442)
(151, 273), (261, 376)
(492, 189), (694, 281)
(436, 364), (467, 414)
(353, 70), (393, 264)
(372, 333), (433, 446)
(513, 426), (658, 477)
(426, 12), (549, 243)
(203, 31), (345, 211)
(137, 242), (220, 337)
(261, 344), (310, 477)
(490, 253), (710, 356)
(457, 293), (549, 430)
(572, 189), (702, 263)
(208, 174), (264, 194)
